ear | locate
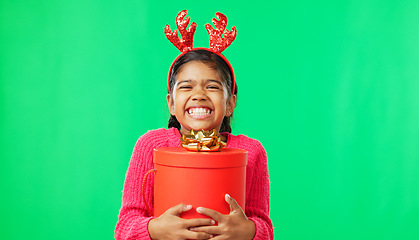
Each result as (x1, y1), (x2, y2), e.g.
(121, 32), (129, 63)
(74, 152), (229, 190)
(225, 95), (237, 117)
(166, 94), (176, 115)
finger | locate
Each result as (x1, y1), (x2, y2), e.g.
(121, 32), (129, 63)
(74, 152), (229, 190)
(190, 226), (221, 235)
(184, 229), (214, 239)
(196, 207), (224, 222)
(209, 235), (224, 240)
(184, 218), (216, 228)
(225, 194), (242, 214)
(166, 203), (192, 216)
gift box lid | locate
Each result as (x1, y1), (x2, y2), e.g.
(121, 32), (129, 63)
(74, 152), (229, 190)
(154, 147), (247, 168)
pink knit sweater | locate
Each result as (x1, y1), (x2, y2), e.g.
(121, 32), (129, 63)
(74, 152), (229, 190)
(115, 128), (273, 239)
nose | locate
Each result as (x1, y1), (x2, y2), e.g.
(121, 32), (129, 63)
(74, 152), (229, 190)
(191, 88), (207, 101)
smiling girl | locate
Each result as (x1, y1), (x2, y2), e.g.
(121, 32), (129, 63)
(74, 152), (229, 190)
(167, 51), (236, 139)
(115, 11), (273, 240)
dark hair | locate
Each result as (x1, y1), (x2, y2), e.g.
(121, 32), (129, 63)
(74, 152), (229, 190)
(167, 49), (238, 133)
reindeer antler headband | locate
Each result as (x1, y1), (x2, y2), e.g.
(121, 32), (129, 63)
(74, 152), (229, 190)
(165, 10), (237, 94)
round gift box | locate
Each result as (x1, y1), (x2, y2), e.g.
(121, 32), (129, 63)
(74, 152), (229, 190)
(153, 147), (248, 219)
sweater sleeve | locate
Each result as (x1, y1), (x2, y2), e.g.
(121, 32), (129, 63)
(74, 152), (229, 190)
(245, 139), (274, 240)
(114, 130), (164, 240)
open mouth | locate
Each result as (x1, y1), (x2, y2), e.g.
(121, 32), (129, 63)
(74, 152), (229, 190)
(186, 107), (213, 118)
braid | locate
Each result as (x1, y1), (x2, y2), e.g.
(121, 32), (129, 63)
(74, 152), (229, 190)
(220, 116), (232, 133)
(168, 115), (181, 130)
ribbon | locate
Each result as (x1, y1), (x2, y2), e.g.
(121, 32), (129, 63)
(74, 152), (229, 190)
(181, 129), (226, 152)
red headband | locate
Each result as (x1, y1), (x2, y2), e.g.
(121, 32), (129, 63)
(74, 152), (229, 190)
(165, 10), (236, 94)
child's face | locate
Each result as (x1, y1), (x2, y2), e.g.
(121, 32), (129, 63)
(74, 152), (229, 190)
(167, 60), (236, 134)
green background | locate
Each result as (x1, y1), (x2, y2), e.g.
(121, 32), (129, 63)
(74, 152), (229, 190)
(1, 0), (418, 239)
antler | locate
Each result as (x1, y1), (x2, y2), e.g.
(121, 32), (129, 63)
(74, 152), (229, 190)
(205, 12), (237, 53)
(165, 10), (197, 52)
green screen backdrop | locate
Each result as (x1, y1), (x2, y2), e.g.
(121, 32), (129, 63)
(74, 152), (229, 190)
(1, 0), (419, 239)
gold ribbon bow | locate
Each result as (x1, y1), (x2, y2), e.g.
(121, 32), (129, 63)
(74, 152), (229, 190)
(181, 129), (226, 152)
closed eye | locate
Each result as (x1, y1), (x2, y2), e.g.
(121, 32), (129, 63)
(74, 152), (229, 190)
(176, 80), (193, 90)
(207, 85), (221, 89)
(206, 79), (223, 90)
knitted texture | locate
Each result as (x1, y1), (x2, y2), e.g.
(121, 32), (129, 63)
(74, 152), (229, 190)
(115, 128), (273, 239)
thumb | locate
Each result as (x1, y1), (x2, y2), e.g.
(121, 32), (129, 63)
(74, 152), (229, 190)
(225, 194), (242, 214)
(166, 203), (193, 216)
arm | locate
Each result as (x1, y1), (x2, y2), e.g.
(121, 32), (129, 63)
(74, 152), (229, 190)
(114, 131), (157, 240)
(188, 139), (274, 240)
(115, 129), (214, 240)
(245, 140), (274, 240)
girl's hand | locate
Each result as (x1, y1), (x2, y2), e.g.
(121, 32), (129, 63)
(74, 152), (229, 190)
(148, 203), (215, 240)
(191, 194), (256, 240)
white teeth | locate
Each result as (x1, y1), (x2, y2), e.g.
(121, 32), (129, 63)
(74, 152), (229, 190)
(188, 108), (211, 115)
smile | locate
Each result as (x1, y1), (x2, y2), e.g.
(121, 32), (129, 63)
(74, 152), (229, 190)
(186, 107), (213, 119)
